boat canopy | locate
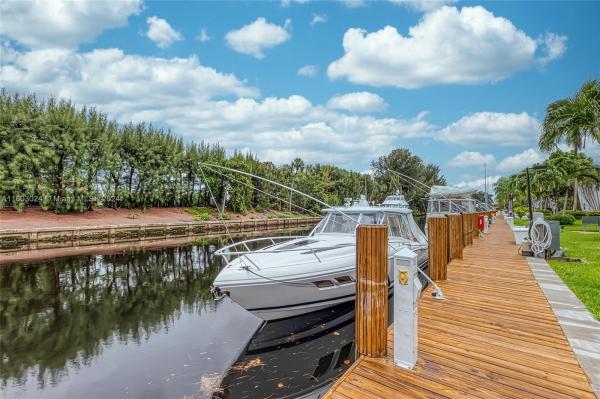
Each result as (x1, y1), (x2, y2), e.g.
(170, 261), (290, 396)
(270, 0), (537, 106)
(429, 185), (475, 198)
(427, 185), (478, 213)
(311, 210), (427, 245)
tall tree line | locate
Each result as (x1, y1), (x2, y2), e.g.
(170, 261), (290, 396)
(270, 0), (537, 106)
(0, 90), (445, 214)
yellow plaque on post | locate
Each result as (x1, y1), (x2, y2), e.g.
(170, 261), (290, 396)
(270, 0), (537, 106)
(398, 270), (409, 285)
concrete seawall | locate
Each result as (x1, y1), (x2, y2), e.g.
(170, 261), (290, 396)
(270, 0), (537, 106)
(0, 217), (322, 253)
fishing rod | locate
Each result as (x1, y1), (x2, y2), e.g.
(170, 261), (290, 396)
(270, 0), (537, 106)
(200, 162), (360, 224)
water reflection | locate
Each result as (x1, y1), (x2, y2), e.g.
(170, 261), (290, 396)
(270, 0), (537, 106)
(0, 244), (221, 387)
(214, 302), (356, 399)
(0, 232), (305, 399)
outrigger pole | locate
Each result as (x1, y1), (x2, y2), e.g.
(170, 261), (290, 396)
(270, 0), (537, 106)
(383, 168), (469, 213)
(199, 162), (360, 224)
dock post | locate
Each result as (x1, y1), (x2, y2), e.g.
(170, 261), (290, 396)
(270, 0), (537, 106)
(462, 213), (471, 246)
(427, 215), (448, 281)
(393, 248), (421, 369)
(448, 213), (463, 260)
(356, 225), (388, 358)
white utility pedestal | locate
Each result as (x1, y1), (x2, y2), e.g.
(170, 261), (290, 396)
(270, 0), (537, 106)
(484, 215), (489, 234)
(393, 248), (421, 370)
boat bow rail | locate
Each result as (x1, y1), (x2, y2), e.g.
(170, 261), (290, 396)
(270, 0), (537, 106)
(214, 235), (356, 267)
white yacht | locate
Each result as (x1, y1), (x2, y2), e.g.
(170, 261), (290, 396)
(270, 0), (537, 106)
(211, 194), (428, 320)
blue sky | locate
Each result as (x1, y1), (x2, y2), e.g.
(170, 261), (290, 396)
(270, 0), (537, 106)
(1, 0), (599, 190)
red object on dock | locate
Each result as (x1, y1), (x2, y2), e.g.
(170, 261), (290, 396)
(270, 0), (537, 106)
(478, 214), (484, 230)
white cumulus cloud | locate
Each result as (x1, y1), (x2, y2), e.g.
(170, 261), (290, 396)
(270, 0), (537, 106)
(310, 14), (328, 26)
(0, 0), (141, 49)
(537, 32), (567, 64)
(130, 96), (436, 167)
(496, 149), (546, 172)
(197, 28), (210, 43)
(297, 65), (318, 77)
(447, 151), (496, 167)
(146, 16), (183, 49)
(0, 46), (258, 107)
(437, 112), (540, 147)
(328, 6), (566, 88)
(327, 92), (387, 113)
(389, 0), (457, 12)
(281, 0), (310, 6)
(1, 44), (438, 169)
(451, 175), (501, 192)
(225, 18), (291, 59)
(341, 0), (366, 8)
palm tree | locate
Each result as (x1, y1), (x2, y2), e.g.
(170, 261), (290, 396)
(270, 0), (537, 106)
(540, 79), (600, 154)
(539, 79), (600, 209)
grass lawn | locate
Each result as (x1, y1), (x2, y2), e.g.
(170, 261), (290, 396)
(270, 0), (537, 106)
(513, 217), (529, 226)
(548, 220), (600, 320)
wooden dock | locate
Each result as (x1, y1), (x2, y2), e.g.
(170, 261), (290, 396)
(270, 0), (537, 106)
(325, 217), (597, 399)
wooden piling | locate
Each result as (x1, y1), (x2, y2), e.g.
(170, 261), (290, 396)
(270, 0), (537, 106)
(427, 215), (448, 281)
(355, 225), (388, 358)
(473, 213), (480, 240)
(447, 213), (463, 260)
(463, 213), (472, 246)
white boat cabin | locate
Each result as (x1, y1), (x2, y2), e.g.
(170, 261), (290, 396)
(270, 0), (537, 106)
(310, 195), (427, 245)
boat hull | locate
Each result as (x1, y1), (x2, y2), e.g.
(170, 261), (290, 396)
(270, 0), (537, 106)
(217, 258), (428, 320)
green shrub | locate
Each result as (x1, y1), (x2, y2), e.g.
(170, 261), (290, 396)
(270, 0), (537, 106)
(191, 237), (210, 246)
(534, 208), (553, 217)
(566, 210), (600, 219)
(186, 207), (212, 221)
(546, 213), (576, 225)
(514, 206), (528, 218)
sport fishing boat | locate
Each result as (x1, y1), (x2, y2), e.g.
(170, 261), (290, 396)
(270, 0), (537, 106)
(211, 193), (428, 320)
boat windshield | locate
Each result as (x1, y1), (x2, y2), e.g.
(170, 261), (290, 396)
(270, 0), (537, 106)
(320, 213), (358, 234)
(385, 214), (427, 245)
(314, 212), (382, 234)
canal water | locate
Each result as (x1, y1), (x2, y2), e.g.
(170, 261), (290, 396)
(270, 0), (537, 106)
(0, 230), (356, 399)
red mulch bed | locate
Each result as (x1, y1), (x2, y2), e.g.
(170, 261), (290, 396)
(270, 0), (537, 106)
(0, 207), (195, 230)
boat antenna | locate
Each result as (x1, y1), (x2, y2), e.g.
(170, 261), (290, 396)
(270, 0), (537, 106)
(484, 162), (488, 208)
(200, 162), (360, 224)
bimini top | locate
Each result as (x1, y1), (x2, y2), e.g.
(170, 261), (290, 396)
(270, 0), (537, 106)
(429, 185), (475, 198)
(325, 194), (412, 215)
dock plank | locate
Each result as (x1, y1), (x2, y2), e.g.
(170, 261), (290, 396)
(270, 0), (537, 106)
(324, 217), (596, 399)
